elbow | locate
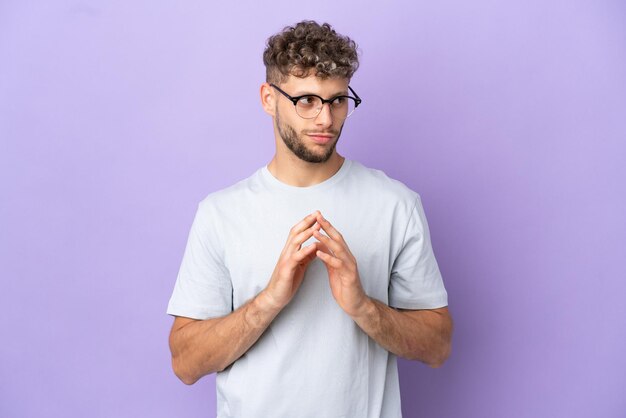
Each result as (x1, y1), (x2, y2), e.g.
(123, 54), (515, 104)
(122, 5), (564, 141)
(178, 373), (198, 386)
(172, 356), (202, 385)
(172, 361), (198, 385)
(427, 360), (445, 369)
(171, 356), (223, 385)
(403, 343), (450, 367)
(428, 315), (453, 368)
(427, 342), (452, 369)
(179, 370), (200, 386)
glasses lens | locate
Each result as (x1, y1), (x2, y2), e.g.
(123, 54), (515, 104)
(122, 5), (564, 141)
(295, 96), (322, 118)
(342, 97), (357, 118)
(295, 96), (357, 119)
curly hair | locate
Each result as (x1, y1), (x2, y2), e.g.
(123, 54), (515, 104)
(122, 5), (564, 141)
(263, 20), (360, 84)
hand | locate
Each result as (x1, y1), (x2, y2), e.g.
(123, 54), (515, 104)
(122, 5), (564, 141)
(262, 211), (322, 310)
(313, 213), (369, 317)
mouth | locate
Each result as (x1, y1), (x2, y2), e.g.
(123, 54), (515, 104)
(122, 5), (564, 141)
(307, 134), (334, 144)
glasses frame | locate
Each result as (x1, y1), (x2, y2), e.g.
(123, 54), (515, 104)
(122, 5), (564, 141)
(269, 83), (362, 119)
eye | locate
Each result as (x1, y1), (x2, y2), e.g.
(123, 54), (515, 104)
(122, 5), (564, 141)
(331, 96), (346, 106)
(298, 96), (317, 107)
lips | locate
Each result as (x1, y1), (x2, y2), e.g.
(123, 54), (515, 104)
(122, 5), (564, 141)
(307, 134), (334, 144)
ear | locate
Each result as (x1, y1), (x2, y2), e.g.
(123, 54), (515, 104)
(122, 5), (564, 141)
(260, 82), (276, 117)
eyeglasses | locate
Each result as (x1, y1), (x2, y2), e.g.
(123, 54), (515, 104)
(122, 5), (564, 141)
(270, 83), (362, 120)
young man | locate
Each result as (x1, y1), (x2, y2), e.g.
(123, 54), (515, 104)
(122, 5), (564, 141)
(167, 20), (452, 418)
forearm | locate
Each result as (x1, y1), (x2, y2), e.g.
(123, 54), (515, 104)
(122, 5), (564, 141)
(351, 297), (452, 367)
(170, 291), (282, 384)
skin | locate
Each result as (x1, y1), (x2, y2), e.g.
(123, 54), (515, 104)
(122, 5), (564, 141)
(168, 73), (453, 385)
(313, 212), (453, 366)
(260, 74), (348, 187)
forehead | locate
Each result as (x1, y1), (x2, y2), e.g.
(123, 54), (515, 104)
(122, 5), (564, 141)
(281, 74), (350, 96)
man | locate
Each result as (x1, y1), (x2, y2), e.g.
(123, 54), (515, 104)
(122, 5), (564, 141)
(167, 20), (452, 418)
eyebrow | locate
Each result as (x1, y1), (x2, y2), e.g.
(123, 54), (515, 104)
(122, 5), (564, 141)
(292, 90), (349, 97)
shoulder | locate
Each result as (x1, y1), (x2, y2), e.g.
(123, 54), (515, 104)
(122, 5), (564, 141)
(194, 169), (262, 220)
(348, 160), (420, 207)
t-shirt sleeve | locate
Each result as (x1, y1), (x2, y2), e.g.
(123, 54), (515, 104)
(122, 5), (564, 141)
(388, 195), (448, 309)
(166, 200), (233, 320)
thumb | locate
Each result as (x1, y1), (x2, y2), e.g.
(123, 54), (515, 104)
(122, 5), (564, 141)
(300, 242), (320, 266)
(315, 241), (332, 256)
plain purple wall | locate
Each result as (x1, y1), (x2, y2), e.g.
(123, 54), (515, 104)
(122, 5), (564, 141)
(1, 1), (625, 417)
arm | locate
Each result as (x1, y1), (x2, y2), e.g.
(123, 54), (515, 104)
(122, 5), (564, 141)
(311, 213), (452, 368)
(351, 299), (453, 367)
(168, 211), (323, 385)
(168, 290), (281, 385)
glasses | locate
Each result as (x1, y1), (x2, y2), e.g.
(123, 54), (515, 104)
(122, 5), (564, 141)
(270, 83), (362, 119)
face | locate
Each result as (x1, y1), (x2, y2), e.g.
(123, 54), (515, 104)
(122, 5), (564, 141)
(271, 75), (349, 164)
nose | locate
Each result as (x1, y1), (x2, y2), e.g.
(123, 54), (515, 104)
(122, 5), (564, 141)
(314, 102), (333, 128)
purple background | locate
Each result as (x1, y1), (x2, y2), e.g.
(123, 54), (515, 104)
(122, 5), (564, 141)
(1, 1), (625, 417)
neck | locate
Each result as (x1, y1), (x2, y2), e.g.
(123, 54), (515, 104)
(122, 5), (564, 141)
(266, 153), (346, 187)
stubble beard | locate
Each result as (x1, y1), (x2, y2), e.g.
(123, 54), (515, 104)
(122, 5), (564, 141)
(276, 109), (343, 164)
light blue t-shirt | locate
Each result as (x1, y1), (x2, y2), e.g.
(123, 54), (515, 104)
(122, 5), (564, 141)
(167, 158), (448, 418)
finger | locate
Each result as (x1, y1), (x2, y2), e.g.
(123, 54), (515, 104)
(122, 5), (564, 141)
(285, 212), (321, 251)
(290, 211), (321, 237)
(288, 222), (322, 254)
(315, 213), (346, 246)
(300, 245), (319, 265)
(292, 242), (319, 263)
(316, 249), (343, 269)
(312, 229), (342, 256)
(315, 240), (332, 255)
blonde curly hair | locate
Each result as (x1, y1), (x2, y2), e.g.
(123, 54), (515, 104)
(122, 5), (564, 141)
(263, 20), (360, 84)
